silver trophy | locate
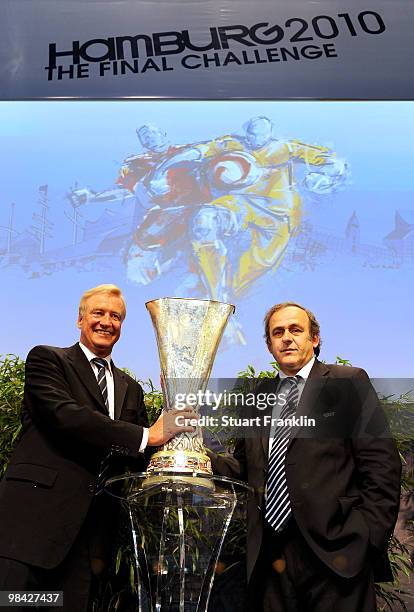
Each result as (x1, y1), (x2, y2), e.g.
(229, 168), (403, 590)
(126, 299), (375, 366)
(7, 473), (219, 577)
(145, 297), (234, 481)
(104, 298), (252, 611)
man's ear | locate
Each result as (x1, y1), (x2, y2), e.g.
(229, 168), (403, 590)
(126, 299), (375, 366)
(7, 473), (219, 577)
(312, 334), (320, 348)
(77, 317), (82, 330)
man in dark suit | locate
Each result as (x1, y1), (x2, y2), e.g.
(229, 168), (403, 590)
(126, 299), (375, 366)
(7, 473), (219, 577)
(0, 284), (195, 610)
(209, 301), (401, 611)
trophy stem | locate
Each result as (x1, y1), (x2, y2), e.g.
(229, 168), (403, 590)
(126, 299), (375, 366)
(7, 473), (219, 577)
(107, 474), (252, 612)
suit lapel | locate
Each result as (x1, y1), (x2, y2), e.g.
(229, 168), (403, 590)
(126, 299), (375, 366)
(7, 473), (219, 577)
(66, 343), (109, 415)
(287, 359), (330, 449)
(112, 365), (128, 420)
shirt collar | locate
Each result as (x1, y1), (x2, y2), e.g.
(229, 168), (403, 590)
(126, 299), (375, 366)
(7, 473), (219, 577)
(279, 355), (315, 381)
(79, 342), (112, 372)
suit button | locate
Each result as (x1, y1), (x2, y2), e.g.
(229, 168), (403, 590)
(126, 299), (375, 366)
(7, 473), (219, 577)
(88, 483), (96, 493)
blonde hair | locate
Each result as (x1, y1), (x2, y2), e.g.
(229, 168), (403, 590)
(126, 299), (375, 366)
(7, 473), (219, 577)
(78, 284), (126, 320)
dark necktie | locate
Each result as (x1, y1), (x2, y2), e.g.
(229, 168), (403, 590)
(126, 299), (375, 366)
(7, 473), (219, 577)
(91, 357), (109, 411)
(265, 375), (300, 531)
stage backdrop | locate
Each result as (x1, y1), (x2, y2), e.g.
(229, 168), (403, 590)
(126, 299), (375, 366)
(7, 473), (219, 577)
(1, 0), (414, 99)
(0, 100), (413, 383)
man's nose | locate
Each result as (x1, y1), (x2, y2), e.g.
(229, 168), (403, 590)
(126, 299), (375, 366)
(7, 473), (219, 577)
(282, 330), (293, 341)
(99, 313), (111, 326)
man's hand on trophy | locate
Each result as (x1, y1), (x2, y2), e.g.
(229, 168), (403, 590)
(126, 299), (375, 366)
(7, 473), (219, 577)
(147, 408), (198, 446)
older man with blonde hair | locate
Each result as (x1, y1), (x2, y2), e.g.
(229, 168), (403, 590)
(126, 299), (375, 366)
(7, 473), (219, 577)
(0, 284), (195, 611)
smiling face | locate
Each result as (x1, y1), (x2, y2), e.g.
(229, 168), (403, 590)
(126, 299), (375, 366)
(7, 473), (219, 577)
(267, 306), (319, 376)
(77, 292), (124, 357)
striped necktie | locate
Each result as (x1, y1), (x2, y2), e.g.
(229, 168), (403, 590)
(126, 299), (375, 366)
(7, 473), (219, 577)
(265, 375), (300, 532)
(91, 357), (109, 411)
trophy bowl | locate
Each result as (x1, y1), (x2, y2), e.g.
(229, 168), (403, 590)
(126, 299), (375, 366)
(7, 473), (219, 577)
(144, 297), (235, 485)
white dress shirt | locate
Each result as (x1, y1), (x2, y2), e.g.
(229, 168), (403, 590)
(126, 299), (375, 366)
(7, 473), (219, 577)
(78, 342), (149, 452)
(268, 356), (316, 456)
(79, 342), (115, 419)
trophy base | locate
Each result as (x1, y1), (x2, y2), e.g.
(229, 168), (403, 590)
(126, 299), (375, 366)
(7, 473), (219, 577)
(144, 449), (213, 490)
(142, 472), (215, 491)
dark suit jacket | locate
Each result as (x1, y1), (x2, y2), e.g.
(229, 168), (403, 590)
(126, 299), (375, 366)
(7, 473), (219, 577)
(0, 343), (148, 569)
(209, 360), (401, 583)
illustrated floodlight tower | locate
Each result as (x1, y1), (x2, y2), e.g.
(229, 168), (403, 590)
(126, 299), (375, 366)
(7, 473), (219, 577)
(0, 202), (17, 255)
(65, 184), (85, 246)
(30, 185), (53, 254)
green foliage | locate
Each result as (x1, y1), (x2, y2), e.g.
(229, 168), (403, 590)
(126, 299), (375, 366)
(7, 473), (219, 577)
(206, 361), (280, 450)
(377, 392), (414, 610)
(334, 356), (353, 367)
(377, 536), (413, 611)
(121, 369), (163, 426)
(380, 390), (414, 494)
(0, 354), (25, 477)
(140, 379), (163, 426)
(237, 361), (279, 379)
